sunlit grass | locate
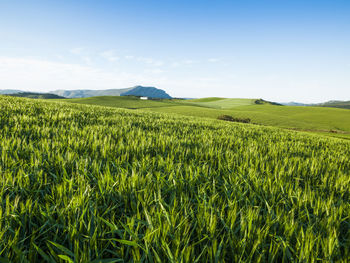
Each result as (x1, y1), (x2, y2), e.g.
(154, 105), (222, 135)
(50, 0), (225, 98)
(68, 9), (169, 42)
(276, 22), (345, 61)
(0, 96), (349, 262)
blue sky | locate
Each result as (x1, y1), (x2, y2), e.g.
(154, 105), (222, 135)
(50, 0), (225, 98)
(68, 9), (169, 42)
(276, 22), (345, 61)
(0, 0), (349, 102)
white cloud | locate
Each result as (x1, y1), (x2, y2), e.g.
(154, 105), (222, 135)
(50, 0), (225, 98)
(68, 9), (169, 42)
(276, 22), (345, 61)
(82, 56), (93, 65)
(1, 56), (343, 102)
(183, 59), (196, 65)
(69, 47), (93, 65)
(100, 50), (119, 62)
(170, 62), (180, 67)
(136, 57), (164, 67)
(170, 59), (198, 67)
(123, 55), (164, 66)
(0, 57), (169, 92)
(69, 47), (85, 55)
(208, 58), (220, 63)
(145, 68), (165, 74)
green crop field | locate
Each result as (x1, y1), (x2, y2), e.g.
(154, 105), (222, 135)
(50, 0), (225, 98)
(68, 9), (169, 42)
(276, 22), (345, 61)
(64, 96), (350, 140)
(146, 104), (350, 138)
(185, 98), (258, 109)
(63, 96), (179, 109)
(1, 95), (350, 262)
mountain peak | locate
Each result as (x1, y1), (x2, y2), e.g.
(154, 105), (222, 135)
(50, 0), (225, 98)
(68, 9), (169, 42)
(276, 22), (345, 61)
(121, 86), (172, 99)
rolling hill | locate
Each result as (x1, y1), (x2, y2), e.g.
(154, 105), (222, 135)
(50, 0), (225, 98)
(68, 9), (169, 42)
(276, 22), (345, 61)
(1, 95), (349, 262)
(65, 96), (178, 109)
(187, 98), (280, 109)
(60, 95), (350, 140)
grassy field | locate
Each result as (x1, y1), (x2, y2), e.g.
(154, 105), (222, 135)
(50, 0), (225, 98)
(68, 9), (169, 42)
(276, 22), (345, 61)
(65, 96), (179, 109)
(1, 95), (350, 262)
(146, 104), (350, 136)
(63, 96), (350, 140)
(185, 98), (258, 109)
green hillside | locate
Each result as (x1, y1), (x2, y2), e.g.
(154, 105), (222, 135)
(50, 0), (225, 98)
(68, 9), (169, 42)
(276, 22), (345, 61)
(1, 95), (350, 262)
(63, 96), (350, 139)
(189, 97), (224, 102)
(147, 104), (350, 135)
(63, 96), (178, 109)
(186, 98), (259, 108)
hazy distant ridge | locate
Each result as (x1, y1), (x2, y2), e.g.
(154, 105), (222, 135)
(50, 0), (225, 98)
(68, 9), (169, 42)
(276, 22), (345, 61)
(0, 89), (23, 94)
(281, 100), (350, 109)
(51, 88), (133, 98)
(50, 86), (172, 99)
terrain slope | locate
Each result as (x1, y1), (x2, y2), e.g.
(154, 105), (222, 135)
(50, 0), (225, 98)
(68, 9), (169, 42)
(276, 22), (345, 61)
(62, 96), (350, 139)
(0, 95), (349, 261)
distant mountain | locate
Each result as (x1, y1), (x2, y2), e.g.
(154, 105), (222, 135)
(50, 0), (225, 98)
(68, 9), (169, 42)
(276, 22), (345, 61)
(6, 92), (65, 99)
(0, 89), (23, 94)
(280, 102), (310, 106)
(121, 86), (172, 99)
(50, 88), (134, 98)
(51, 86), (172, 99)
(315, 100), (350, 109)
(280, 100), (350, 109)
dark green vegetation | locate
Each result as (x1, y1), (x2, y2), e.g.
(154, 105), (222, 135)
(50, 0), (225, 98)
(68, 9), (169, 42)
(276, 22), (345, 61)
(62, 96), (350, 140)
(1, 96), (350, 262)
(6, 92), (65, 99)
(217, 115), (251, 123)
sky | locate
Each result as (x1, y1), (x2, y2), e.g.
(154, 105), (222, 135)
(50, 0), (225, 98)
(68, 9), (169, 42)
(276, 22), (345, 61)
(0, 0), (349, 102)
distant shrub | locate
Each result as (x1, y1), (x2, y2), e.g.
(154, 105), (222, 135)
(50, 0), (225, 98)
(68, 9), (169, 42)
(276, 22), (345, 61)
(217, 115), (251, 123)
(255, 99), (265, 105)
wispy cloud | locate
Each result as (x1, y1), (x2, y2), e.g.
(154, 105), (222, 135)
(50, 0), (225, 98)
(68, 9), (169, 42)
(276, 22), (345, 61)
(69, 47), (85, 55)
(69, 47), (93, 65)
(208, 58), (220, 63)
(145, 68), (165, 74)
(100, 50), (119, 62)
(183, 59), (197, 65)
(123, 55), (164, 66)
(135, 57), (164, 67)
(0, 57), (169, 91)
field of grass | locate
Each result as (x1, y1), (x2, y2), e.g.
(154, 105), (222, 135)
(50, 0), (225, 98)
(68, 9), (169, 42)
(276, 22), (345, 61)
(63, 96), (350, 140)
(186, 98), (257, 109)
(1, 95), (350, 262)
(63, 96), (179, 109)
(144, 104), (350, 138)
